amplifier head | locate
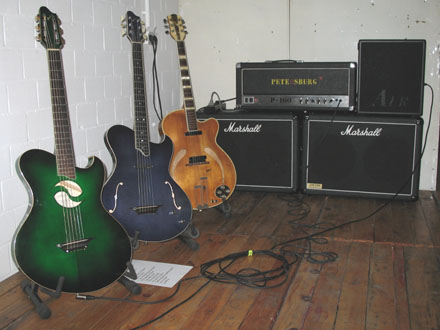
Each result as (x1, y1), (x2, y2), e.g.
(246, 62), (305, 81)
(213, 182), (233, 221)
(236, 62), (356, 111)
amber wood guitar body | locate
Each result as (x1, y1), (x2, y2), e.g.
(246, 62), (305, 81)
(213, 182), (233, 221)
(163, 14), (236, 210)
(162, 109), (236, 210)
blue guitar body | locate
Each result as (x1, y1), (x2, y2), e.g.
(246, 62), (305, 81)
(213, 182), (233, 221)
(101, 125), (192, 242)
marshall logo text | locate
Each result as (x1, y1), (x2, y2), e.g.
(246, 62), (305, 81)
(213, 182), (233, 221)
(340, 124), (382, 137)
(224, 122), (262, 133)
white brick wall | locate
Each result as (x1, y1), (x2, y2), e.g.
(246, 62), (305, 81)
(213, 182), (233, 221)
(0, 0), (179, 282)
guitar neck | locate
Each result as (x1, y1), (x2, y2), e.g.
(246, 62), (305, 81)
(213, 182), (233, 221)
(47, 49), (76, 179)
(176, 41), (198, 131)
(131, 42), (151, 156)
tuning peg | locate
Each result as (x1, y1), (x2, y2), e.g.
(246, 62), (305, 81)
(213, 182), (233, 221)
(35, 24), (41, 32)
(34, 15), (40, 23)
(182, 19), (186, 24)
(121, 15), (126, 23)
(142, 27), (146, 33)
(143, 33), (148, 40)
(163, 18), (167, 23)
(165, 30), (169, 34)
(35, 34), (41, 41)
(57, 18), (62, 25)
(59, 27), (64, 35)
(122, 30), (127, 37)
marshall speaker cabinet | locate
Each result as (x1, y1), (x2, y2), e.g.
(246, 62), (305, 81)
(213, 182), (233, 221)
(197, 110), (298, 192)
(302, 114), (422, 200)
(358, 39), (426, 115)
(236, 61), (356, 111)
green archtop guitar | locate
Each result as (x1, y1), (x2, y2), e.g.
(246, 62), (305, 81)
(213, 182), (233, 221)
(12, 7), (132, 293)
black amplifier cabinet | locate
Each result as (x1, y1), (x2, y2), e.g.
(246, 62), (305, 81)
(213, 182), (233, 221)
(236, 61), (356, 111)
(302, 114), (422, 200)
(358, 39), (426, 116)
(197, 110), (298, 192)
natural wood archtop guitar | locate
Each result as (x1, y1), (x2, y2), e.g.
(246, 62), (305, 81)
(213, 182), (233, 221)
(161, 14), (236, 210)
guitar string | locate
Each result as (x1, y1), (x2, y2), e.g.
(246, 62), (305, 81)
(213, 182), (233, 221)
(134, 42), (154, 214)
(139, 41), (155, 214)
(178, 40), (206, 208)
(52, 49), (78, 248)
(135, 43), (148, 214)
(48, 47), (71, 248)
(50, 46), (84, 250)
(137, 42), (151, 213)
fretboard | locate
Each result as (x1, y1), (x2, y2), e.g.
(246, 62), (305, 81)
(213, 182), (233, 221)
(47, 49), (76, 179)
(131, 42), (150, 156)
(176, 41), (198, 131)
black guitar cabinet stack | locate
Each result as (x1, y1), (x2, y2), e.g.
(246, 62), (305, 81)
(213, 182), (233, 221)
(202, 39), (425, 199)
(302, 40), (425, 200)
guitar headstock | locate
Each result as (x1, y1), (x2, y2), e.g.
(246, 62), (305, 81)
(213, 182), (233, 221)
(35, 6), (64, 50)
(121, 11), (147, 43)
(164, 14), (187, 41)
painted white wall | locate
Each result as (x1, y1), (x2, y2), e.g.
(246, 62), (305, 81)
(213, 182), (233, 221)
(0, 0), (179, 281)
(178, 0), (440, 191)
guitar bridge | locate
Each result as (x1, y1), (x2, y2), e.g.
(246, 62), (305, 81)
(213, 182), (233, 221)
(57, 238), (94, 253)
(133, 205), (160, 214)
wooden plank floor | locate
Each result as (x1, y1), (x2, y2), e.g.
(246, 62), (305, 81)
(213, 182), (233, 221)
(1, 190), (440, 329)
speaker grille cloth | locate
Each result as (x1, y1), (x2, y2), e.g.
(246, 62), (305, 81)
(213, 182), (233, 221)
(307, 120), (416, 195)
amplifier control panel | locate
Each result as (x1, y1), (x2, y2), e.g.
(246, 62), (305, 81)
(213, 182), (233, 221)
(242, 95), (351, 110)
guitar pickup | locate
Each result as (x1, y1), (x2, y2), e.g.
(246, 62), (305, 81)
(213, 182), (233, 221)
(57, 238), (93, 253)
(188, 155), (208, 166)
(185, 130), (202, 136)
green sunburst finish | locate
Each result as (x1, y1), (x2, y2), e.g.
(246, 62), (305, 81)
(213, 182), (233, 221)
(13, 149), (132, 293)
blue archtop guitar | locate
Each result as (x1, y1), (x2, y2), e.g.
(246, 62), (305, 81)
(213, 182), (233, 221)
(101, 11), (192, 242)
(12, 7), (132, 293)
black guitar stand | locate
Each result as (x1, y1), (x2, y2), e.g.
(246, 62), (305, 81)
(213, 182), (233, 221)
(22, 261), (141, 319)
(118, 261), (141, 295)
(179, 223), (200, 251)
(130, 230), (141, 250)
(21, 276), (64, 319)
(216, 198), (232, 218)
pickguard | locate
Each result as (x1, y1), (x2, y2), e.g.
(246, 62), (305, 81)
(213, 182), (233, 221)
(54, 180), (83, 208)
